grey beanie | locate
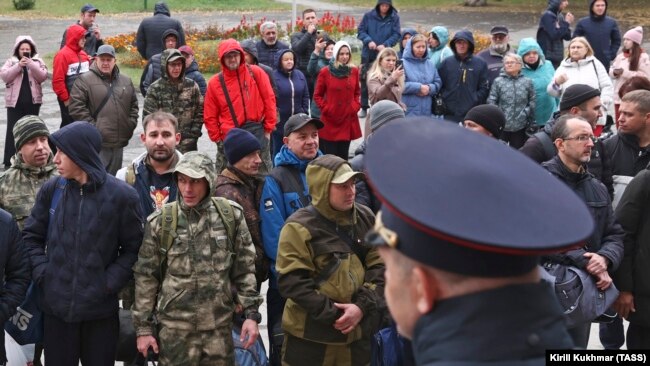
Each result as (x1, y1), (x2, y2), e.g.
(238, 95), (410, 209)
(369, 100), (405, 133)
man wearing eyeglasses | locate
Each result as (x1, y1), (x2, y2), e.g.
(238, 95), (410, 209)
(477, 26), (514, 86)
(542, 114), (624, 348)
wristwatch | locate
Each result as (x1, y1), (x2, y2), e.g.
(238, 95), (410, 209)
(245, 310), (262, 324)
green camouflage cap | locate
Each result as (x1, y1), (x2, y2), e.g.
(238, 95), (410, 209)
(174, 151), (216, 189)
(13, 115), (50, 150)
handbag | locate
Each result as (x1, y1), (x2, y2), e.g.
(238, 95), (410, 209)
(542, 262), (619, 328)
(4, 283), (44, 345)
(432, 93), (446, 116)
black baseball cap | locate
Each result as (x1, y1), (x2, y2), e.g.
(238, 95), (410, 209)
(284, 113), (324, 137)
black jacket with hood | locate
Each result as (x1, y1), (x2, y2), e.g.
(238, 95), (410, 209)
(140, 28), (182, 96)
(23, 122), (144, 322)
(602, 132), (650, 177)
(537, 0), (572, 65)
(136, 2), (186, 60)
(573, 0), (621, 71)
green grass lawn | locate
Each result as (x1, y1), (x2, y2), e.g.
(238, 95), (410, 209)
(2, 0), (288, 17)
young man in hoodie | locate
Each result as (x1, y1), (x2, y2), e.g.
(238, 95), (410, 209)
(573, 0), (621, 71)
(136, 1), (185, 60)
(140, 28), (182, 96)
(537, 0), (574, 69)
(438, 29), (489, 122)
(259, 113), (323, 366)
(357, 0), (401, 117)
(23, 122), (144, 365)
(143, 49), (203, 154)
(53, 24), (90, 128)
(276, 154), (384, 366)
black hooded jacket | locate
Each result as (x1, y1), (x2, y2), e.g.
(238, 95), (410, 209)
(23, 122), (144, 322)
(140, 28), (182, 96)
(136, 2), (186, 60)
(603, 132), (650, 177)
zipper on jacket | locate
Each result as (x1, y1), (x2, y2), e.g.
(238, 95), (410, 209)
(289, 74), (295, 115)
(67, 185), (84, 320)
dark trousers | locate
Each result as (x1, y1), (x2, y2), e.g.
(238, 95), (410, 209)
(360, 63), (370, 110)
(568, 323), (591, 349)
(57, 99), (74, 129)
(319, 139), (351, 160)
(599, 317), (625, 349)
(500, 129), (528, 149)
(627, 323), (650, 349)
(4, 104), (40, 167)
(44, 312), (119, 366)
(267, 287), (287, 366)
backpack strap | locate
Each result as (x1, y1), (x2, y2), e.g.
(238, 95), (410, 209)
(211, 197), (238, 251)
(125, 163), (136, 186)
(535, 130), (556, 161)
(48, 177), (67, 235)
(158, 201), (178, 279)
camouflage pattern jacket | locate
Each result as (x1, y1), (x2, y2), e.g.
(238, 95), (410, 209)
(0, 155), (57, 229)
(143, 49), (204, 153)
(133, 153), (261, 335)
(215, 166), (269, 285)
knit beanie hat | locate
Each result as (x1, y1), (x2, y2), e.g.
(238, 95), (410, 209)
(624, 26), (644, 46)
(463, 104), (506, 137)
(13, 115), (50, 150)
(559, 84), (601, 111)
(224, 128), (261, 165)
(369, 100), (405, 133)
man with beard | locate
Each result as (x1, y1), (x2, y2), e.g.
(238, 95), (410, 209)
(256, 22), (289, 70)
(477, 26), (514, 86)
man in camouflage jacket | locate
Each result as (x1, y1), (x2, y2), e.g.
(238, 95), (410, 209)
(143, 49), (203, 153)
(0, 115), (57, 229)
(133, 151), (262, 365)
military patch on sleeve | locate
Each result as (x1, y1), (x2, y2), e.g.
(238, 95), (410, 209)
(264, 198), (274, 211)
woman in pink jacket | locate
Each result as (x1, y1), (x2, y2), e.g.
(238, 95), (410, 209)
(610, 26), (650, 122)
(314, 40), (361, 160)
(0, 35), (48, 168)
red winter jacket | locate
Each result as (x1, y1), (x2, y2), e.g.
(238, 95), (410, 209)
(52, 24), (89, 102)
(314, 66), (362, 141)
(204, 38), (277, 142)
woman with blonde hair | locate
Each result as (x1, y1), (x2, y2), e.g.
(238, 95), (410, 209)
(402, 33), (442, 117)
(547, 36), (613, 135)
(610, 26), (650, 120)
(367, 47), (405, 109)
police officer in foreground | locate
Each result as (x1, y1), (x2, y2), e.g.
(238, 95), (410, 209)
(364, 118), (595, 364)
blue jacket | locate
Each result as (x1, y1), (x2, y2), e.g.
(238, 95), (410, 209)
(428, 26), (453, 69)
(402, 37), (442, 117)
(357, 0), (401, 64)
(439, 30), (490, 122)
(184, 59), (207, 96)
(536, 0), (572, 64)
(518, 38), (558, 126)
(273, 49), (310, 133)
(398, 28), (416, 59)
(23, 122), (144, 322)
(260, 146), (322, 288)
(573, 0), (621, 71)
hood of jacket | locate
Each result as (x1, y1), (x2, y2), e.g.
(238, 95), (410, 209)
(49, 121), (106, 186)
(306, 155), (359, 224)
(429, 26), (450, 52)
(239, 39), (259, 64)
(173, 151), (217, 210)
(161, 28), (180, 47)
(274, 145), (322, 171)
(547, 0), (563, 13)
(11, 152), (56, 177)
(276, 49), (296, 74)
(12, 35), (38, 58)
(219, 38), (245, 73)
(154, 1), (171, 16)
(403, 36), (431, 62)
(450, 29), (475, 57)
(517, 37), (547, 63)
(399, 28), (417, 54)
(64, 24), (86, 52)
(589, 0), (607, 19)
(374, 0), (396, 17)
(160, 48), (186, 81)
(560, 55), (598, 68)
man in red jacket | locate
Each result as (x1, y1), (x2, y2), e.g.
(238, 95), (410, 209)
(204, 38), (277, 175)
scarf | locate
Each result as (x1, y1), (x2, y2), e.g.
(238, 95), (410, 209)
(328, 59), (351, 78)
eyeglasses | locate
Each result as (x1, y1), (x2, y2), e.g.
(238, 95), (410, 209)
(562, 135), (597, 143)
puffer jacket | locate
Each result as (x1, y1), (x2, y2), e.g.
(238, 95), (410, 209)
(537, 0), (572, 65)
(573, 0), (621, 71)
(184, 59), (207, 96)
(428, 26), (453, 69)
(547, 55), (614, 126)
(277, 155), (384, 346)
(204, 39), (277, 142)
(68, 62), (139, 148)
(487, 70), (535, 131)
(141, 29), (182, 95)
(357, 0), (401, 64)
(143, 49), (204, 153)
(52, 25), (89, 102)
(517, 38), (558, 126)
(402, 37), (442, 117)
(23, 122), (144, 322)
(133, 152), (262, 335)
(0, 153), (57, 230)
(0, 36), (48, 108)
(542, 155), (623, 270)
(255, 39), (290, 70)
(273, 49), (310, 134)
(136, 2), (186, 60)
(439, 30), (490, 122)
(398, 28), (416, 59)
(609, 51), (650, 104)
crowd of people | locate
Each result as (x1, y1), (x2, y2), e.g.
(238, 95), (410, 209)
(0, 0), (650, 365)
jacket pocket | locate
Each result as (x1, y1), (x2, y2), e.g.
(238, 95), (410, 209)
(165, 238), (192, 276)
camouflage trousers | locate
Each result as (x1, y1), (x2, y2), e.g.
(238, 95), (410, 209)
(158, 325), (235, 366)
(281, 333), (370, 366)
(215, 138), (272, 176)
